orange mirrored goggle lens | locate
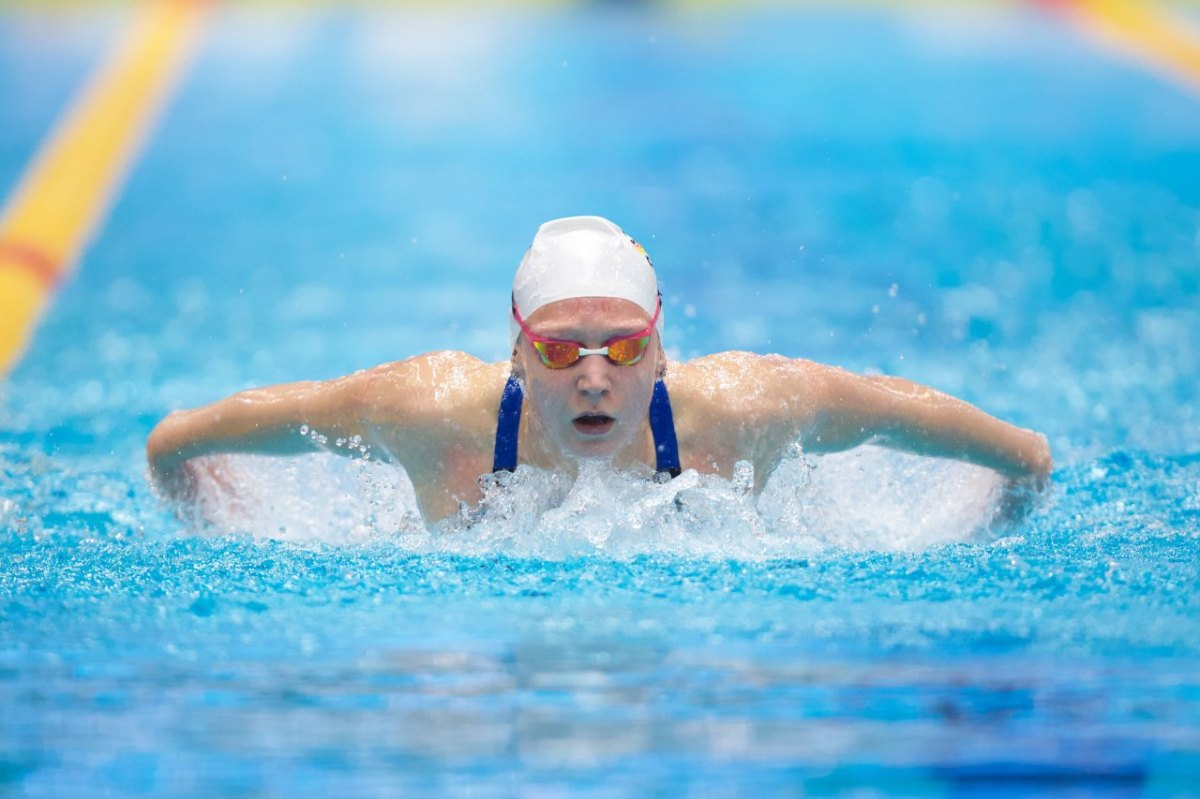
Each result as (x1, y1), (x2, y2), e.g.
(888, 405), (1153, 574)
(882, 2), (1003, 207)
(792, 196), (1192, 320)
(532, 335), (650, 369)
(533, 341), (580, 368)
(606, 335), (650, 365)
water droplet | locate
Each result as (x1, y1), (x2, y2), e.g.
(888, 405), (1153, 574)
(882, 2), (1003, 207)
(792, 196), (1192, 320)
(732, 460), (755, 495)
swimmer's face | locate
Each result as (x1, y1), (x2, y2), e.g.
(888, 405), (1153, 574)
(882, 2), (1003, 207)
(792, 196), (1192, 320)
(517, 297), (662, 462)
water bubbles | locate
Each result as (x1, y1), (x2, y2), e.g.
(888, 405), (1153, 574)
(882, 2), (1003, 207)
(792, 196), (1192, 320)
(732, 460), (754, 496)
(168, 453), (419, 544)
(297, 423), (329, 446)
(169, 441), (1009, 558)
(336, 434), (371, 458)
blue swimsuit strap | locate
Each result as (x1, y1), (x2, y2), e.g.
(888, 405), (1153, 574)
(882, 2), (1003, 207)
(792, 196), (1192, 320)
(648, 379), (682, 478)
(491, 374), (682, 478)
(492, 374), (524, 473)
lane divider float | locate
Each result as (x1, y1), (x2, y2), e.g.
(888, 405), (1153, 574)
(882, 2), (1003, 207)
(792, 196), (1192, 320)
(0, 0), (212, 376)
(1037, 0), (1200, 93)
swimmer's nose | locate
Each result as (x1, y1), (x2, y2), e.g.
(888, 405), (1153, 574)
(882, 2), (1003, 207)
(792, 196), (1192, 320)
(575, 352), (612, 397)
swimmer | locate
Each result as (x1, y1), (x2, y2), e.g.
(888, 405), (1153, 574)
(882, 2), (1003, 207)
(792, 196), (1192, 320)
(147, 215), (1052, 523)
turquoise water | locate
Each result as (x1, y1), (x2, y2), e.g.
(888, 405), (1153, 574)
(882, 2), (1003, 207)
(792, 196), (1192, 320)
(3, 4), (1200, 796)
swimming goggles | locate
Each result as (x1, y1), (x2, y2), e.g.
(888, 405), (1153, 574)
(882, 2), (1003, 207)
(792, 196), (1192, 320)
(512, 298), (661, 369)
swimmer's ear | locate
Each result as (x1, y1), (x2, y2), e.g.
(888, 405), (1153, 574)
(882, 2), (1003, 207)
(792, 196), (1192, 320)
(510, 346), (527, 383)
(655, 340), (668, 380)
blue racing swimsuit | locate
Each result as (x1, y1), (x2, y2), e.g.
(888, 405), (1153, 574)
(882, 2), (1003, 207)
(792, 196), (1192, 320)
(491, 374), (682, 479)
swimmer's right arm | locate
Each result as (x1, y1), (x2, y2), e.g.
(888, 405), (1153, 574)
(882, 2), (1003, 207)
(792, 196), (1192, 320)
(145, 359), (428, 501)
(146, 352), (499, 503)
(146, 379), (367, 501)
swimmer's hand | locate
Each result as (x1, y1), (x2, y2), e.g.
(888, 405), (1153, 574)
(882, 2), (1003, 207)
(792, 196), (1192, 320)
(991, 435), (1052, 528)
(147, 411), (245, 523)
(149, 452), (247, 527)
(148, 456), (198, 505)
(147, 410), (201, 499)
(147, 411), (195, 503)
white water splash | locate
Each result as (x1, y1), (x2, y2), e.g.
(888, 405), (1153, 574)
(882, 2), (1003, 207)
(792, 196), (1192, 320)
(182, 444), (1006, 557)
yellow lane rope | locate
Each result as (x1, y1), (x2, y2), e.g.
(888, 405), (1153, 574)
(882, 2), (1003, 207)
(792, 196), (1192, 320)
(1043, 0), (1200, 93)
(0, 0), (211, 376)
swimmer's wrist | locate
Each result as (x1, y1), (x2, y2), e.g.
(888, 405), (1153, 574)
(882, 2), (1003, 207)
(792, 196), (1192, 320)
(1026, 431), (1052, 476)
(1003, 430), (1051, 489)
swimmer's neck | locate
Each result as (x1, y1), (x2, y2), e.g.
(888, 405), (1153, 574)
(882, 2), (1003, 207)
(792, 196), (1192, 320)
(517, 402), (654, 477)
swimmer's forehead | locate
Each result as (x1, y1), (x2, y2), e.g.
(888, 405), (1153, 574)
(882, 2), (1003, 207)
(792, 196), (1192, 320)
(524, 297), (652, 338)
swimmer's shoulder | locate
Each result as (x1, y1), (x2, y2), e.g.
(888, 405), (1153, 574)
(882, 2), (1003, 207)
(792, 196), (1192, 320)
(337, 351), (510, 430)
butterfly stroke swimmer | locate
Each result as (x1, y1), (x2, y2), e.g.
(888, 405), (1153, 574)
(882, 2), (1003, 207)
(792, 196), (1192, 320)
(147, 216), (1053, 523)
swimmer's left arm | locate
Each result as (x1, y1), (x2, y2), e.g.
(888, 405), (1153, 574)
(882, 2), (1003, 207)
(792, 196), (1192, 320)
(742, 357), (1051, 485)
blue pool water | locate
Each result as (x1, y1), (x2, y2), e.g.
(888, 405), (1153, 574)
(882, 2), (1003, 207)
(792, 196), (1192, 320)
(2, 4), (1200, 795)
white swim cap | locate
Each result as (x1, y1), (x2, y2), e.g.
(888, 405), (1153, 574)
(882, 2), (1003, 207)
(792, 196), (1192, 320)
(510, 215), (662, 350)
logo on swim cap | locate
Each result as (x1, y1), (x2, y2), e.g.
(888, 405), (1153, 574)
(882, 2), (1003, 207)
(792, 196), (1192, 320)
(509, 216), (663, 350)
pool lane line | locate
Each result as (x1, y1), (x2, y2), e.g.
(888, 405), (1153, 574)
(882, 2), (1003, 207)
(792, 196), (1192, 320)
(1035, 0), (1200, 94)
(0, 0), (212, 377)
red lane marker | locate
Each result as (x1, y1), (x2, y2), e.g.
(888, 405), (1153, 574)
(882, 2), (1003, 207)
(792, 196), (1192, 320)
(0, 240), (62, 289)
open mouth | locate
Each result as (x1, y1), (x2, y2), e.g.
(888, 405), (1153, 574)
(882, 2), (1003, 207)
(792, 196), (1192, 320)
(572, 413), (616, 436)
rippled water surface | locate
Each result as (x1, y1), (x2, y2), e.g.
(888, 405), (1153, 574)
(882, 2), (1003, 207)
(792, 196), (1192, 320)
(2, 4), (1200, 796)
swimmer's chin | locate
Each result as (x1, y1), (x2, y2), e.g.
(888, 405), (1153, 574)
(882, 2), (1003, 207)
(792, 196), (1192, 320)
(563, 431), (625, 461)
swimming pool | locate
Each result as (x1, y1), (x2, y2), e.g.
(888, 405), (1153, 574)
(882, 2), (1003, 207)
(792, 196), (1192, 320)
(2, 2), (1200, 795)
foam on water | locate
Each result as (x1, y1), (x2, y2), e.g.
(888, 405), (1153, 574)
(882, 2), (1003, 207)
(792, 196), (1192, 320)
(179, 445), (1009, 557)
